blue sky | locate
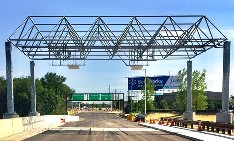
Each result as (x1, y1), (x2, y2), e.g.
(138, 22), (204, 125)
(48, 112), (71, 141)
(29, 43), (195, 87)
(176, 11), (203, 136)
(0, 0), (234, 97)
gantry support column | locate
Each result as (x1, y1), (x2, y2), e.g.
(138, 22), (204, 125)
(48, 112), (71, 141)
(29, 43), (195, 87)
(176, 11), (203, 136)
(3, 42), (19, 119)
(216, 41), (233, 123)
(29, 61), (40, 116)
(183, 60), (195, 120)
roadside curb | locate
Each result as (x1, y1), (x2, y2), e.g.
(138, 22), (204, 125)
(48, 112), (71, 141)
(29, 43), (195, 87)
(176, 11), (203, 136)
(138, 123), (202, 141)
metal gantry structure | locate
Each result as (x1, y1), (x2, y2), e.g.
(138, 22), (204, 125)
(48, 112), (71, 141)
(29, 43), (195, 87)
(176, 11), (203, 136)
(4, 15), (232, 123)
(8, 15), (227, 67)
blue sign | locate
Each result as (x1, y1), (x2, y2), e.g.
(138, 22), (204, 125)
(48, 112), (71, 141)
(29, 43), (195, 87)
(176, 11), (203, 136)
(128, 76), (181, 90)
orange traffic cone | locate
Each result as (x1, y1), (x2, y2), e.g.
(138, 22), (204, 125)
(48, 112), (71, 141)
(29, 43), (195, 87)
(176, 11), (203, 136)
(149, 118), (153, 124)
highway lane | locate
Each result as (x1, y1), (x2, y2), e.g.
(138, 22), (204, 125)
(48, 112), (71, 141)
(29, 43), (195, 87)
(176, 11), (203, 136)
(24, 111), (190, 141)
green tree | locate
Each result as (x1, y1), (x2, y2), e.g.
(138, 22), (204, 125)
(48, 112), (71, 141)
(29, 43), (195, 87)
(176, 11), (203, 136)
(56, 84), (75, 114)
(160, 99), (169, 110)
(140, 77), (155, 112)
(0, 73), (74, 117)
(147, 99), (155, 110)
(175, 69), (208, 113)
(36, 79), (57, 115)
(137, 99), (145, 112)
(208, 100), (216, 110)
(175, 68), (187, 113)
(41, 72), (66, 94)
(229, 95), (234, 110)
(124, 95), (131, 114)
(0, 77), (7, 117)
(13, 77), (31, 116)
(37, 72), (74, 115)
(192, 70), (208, 111)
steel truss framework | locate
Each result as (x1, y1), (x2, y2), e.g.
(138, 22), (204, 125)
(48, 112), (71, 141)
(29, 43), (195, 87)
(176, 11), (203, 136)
(8, 15), (227, 66)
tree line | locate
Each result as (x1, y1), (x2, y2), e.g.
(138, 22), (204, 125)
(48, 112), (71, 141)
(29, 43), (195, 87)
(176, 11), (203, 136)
(0, 72), (75, 118)
(1, 69), (232, 117)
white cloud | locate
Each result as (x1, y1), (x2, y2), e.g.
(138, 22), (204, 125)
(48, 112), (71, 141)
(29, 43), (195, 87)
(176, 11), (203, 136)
(222, 29), (234, 40)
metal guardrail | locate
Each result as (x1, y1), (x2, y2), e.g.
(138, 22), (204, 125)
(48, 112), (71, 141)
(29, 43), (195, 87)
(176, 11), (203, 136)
(158, 117), (234, 136)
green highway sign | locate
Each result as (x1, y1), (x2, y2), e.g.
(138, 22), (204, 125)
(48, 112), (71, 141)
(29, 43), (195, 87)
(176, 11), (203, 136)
(89, 93), (100, 100)
(72, 93), (84, 100)
(71, 93), (118, 101)
(101, 94), (112, 101)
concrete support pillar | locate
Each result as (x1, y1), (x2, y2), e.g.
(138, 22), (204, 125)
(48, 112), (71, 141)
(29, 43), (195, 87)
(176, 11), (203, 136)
(3, 42), (19, 119)
(183, 60), (195, 120)
(186, 60), (192, 112)
(29, 61), (40, 116)
(222, 41), (230, 112)
(216, 41), (233, 123)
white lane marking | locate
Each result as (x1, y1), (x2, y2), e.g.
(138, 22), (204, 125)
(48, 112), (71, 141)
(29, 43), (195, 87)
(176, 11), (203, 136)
(118, 128), (157, 132)
(57, 127), (158, 132)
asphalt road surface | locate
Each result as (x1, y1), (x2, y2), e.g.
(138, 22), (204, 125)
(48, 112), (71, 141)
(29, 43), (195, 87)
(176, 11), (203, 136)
(24, 111), (190, 141)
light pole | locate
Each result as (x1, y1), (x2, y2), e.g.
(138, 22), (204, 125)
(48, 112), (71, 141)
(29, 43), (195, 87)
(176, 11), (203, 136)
(130, 87), (133, 114)
(125, 77), (132, 114)
(131, 90), (132, 114)
(109, 85), (112, 111)
(143, 69), (147, 115)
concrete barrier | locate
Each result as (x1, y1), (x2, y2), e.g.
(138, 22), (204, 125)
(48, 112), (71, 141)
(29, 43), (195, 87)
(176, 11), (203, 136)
(0, 115), (79, 139)
(0, 118), (15, 138)
(13, 118), (24, 134)
(22, 116), (42, 131)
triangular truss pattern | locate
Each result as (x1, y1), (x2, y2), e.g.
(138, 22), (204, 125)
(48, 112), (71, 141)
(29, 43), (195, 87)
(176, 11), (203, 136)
(8, 16), (227, 66)
(82, 17), (117, 59)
